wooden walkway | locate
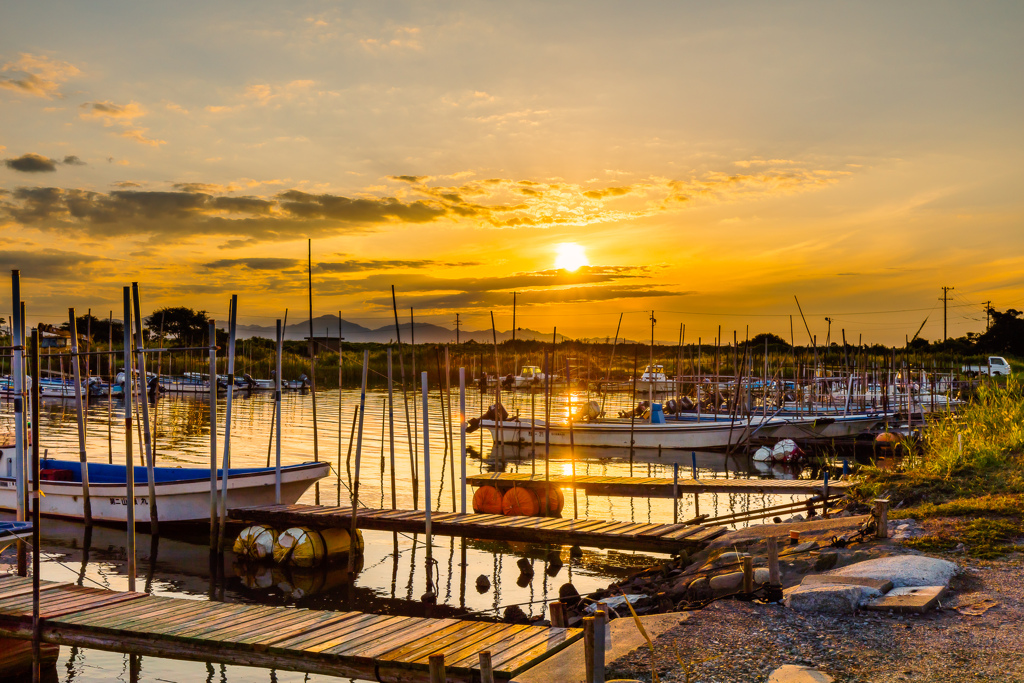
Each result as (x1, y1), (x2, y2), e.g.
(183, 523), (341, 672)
(229, 504), (728, 553)
(0, 574), (580, 682)
(466, 473), (851, 497)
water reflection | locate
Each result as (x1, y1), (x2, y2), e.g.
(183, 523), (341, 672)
(0, 388), (808, 682)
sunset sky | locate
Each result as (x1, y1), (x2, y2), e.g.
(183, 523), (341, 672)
(1, 1), (1022, 344)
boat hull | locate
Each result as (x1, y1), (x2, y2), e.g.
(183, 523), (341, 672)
(0, 458), (328, 525)
(482, 418), (755, 450)
(753, 414), (889, 440)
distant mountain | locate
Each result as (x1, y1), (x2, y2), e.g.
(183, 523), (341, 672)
(234, 315), (567, 344)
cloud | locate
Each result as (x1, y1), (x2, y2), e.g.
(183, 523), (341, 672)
(119, 128), (166, 146)
(4, 154), (57, 173)
(0, 248), (105, 278)
(79, 100), (146, 124)
(0, 53), (80, 99)
(204, 257), (301, 271)
(365, 284), (686, 311)
(315, 258), (481, 273)
(62, 155), (86, 166)
(277, 190), (447, 223)
(360, 27), (422, 52)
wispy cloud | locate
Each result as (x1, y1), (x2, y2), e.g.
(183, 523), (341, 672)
(79, 100), (165, 147)
(0, 53), (80, 99)
(360, 27), (422, 52)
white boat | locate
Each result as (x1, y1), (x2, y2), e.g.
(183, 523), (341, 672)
(160, 374), (219, 394)
(636, 365), (675, 394)
(752, 412), (890, 440)
(479, 415), (765, 450)
(0, 520), (32, 554)
(512, 365), (557, 389)
(0, 446), (328, 525)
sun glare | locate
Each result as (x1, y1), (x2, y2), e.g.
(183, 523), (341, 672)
(554, 242), (589, 271)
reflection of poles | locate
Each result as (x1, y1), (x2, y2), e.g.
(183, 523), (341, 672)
(348, 350), (369, 576)
(208, 320), (218, 551)
(122, 287), (137, 592)
(132, 283), (159, 535)
(216, 295), (238, 552)
(421, 371), (434, 599)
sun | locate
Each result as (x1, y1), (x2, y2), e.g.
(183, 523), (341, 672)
(554, 242), (589, 271)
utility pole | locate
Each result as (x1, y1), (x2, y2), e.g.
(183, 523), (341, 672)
(454, 313), (460, 345)
(985, 301), (992, 331)
(512, 292), (516, 343)
(941, 286), (954, 341)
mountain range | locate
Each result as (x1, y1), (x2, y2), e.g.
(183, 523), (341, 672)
(235, 315), (568, 344)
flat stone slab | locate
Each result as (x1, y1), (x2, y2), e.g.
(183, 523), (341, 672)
(768, 664), (835, 682)
(865, 585), (947, 613)
(801, 574), (893, 592)
(784, 583), (881, 614)
(826, 555), (957, 588)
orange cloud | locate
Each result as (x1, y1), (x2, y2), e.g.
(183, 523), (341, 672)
(0, 53), (80, 99)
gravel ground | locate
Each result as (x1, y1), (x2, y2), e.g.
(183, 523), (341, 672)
(607, 556), (1024, 682)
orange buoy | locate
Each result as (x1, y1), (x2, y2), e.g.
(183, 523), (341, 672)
(502, 486), (540, 516)
(538, 486), (564, 515)
(473, 485), (504, 514)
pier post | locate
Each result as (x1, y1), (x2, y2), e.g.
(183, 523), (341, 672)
(583, 616), (595, 683)
(478, 650), (495, 683)
(549, 601), (566, 627)
(742, 556), (754, 593)
(428, 653), (445, 683)
(593, 609), (607, 683)
(874, 499), (889, 538)
(672, 463), (679, 524)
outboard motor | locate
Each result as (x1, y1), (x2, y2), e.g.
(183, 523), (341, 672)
(243, 373), (258, 390)
(618, 400), (650, 419)
(466, 402), (510, 434)
(574, 400), (603, 422)
(147, 375), (161, 398)
(502, 374), (515, 391)
(299, 373), (310, 388)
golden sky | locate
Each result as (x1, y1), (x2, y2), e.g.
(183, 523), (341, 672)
(1, 2), (1022, 344)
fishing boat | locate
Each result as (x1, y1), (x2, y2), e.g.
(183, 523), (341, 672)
(0, 445), (328, 525)
(477, 414), (767, 450)
(750, 412), (890, 440)
(511, 365), (556, 389)
(160, 373), (219, 394)
(635, 365), (674, 394)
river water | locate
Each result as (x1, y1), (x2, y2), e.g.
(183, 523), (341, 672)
(1, 385), (800, 682)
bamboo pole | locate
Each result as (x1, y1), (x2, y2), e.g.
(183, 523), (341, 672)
(348, 349), (369, 575)
(121, 287), (137, 591)
(29, 329), (41, 683)
(307, 241), (320, 506)
(421, 370), (434, 598)
(68, 308), (93, 526)
(390, 286), (417, 509)
(566, 357), (578, 519)
(11, 272), (24, 543)
(275, 319), (283, 504)
(388, 348), (397, 510)
(216, 295), (238, 552)
(209, 320), (218, 550)
(131, 283), (159, 535)
(446, 347), (456, 511)
(543, 348), (551, 515)
(459, 367), (467, 514)
(107, 311), (113, 465)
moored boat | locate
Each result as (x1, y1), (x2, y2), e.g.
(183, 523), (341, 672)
(0, 446), (328, 525)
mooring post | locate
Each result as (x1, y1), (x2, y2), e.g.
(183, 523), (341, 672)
(208, 320), (218, 551)
(672, 462), (679, 524)
(479, 650), (495, 683)
(767, 536), (781, 587)
(593, 609), (607, 683)
(822, 469), (829, 518)
(428, 653), (445, 683)
(421, 371), (434, 598)
(583, 616), (595, 683)
(874, 498), (889, 538)
(122, 287), (137, 591)
(460, 367), (467, 514)
(549, 600), (566, 627)
(742, 555), (754, 593)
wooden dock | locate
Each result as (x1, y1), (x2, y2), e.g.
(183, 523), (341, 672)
(0, 574), (580, 682)
(466, 473), (852, 497)
(229, 504), (728, 553)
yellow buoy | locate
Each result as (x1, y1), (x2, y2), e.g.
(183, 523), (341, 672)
(273, 526), (364, 567)
(233, 525), (278, 560)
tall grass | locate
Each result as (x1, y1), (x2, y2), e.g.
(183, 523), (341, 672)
(923, 377), (1024, 478)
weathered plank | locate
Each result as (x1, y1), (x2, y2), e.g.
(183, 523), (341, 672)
(466, 472), (851, 497)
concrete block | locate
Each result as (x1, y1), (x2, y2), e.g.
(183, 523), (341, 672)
(784, 583), (881, 614)
(801, 574), (893, 592)
(827, 555), (957, 588)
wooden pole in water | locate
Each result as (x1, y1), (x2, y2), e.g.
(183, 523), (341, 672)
(566, 357), (578, 519)
(421, 370), (434, 597)
(131, 283), (159, 535)
(107, 311), (113, 464)
(307, 240), (320, 506)
(10, 271), (26, 577)
(68, 308), (93, 526)
(348, 349), (369, 575)
(388, 348), (397, 509)
(29, 329), (41, 683)
(459, 367), (467, 514)
(543, 348), (551, 515)
(208, 320), (218, 550)
(121, 287), (137, 591)
(446, 347), (456, 511)
(337, 312), (343, 502)
(490, 312), (503, 462)
(216, 295), (238, 552)
(411, 307), (418, 480)
(275, 319), (283, 504)
(629, 345), (639, 460)
(390, 287), (417, 508)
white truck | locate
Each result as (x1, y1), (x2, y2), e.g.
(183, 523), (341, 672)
(962, 356), (1012, 377)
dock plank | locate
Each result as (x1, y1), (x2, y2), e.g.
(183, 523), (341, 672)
(465, 472), (850, 497)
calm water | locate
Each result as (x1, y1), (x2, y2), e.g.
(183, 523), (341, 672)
(0, 385), (800, 682)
